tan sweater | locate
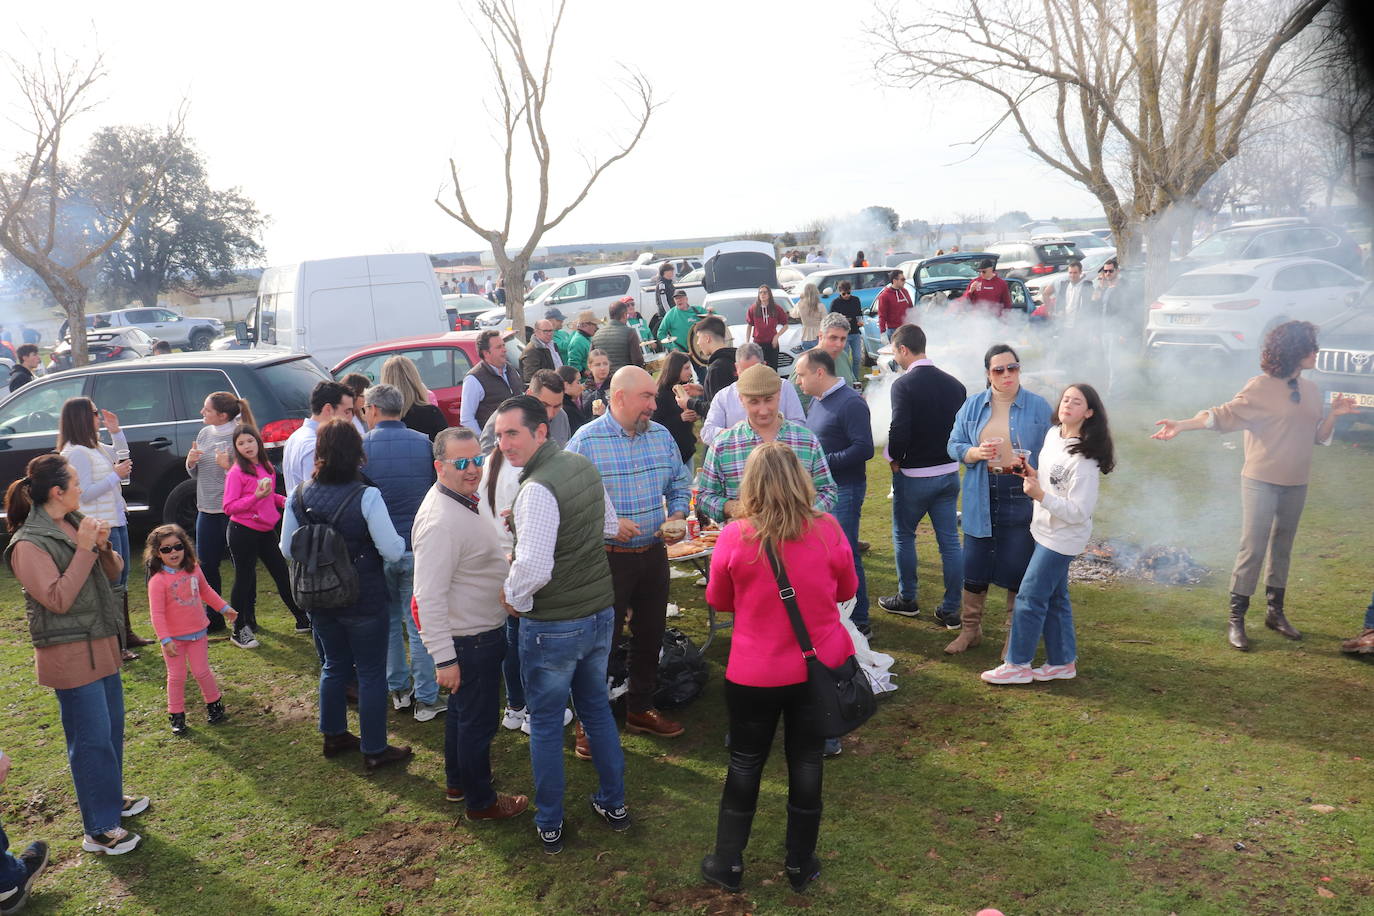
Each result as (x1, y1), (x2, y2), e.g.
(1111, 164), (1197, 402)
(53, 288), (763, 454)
(1209, 374), (1328, 487)
(411, 484), (510, 667)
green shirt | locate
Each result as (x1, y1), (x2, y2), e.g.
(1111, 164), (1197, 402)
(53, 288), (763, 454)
(552, 328), (572, 363)
(567, 330), (593, 372)
(656, 305), (706, 353)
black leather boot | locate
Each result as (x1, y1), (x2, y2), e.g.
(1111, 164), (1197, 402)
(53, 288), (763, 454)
(784, 804), (822, 892)
(1264, 587), (1301, 640)
(701, 807), (754, 892)
(169, 712), (188, 736)
(1228, 593), (1250, 651)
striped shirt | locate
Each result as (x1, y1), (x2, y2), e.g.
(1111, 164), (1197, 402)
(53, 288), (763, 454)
(565, 412), (692, 549)
(699, 419), (836, 522)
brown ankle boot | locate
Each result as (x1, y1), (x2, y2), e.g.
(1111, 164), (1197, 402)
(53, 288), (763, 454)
(122, 592), (154, 648)
(1000, 590), (1018, 660)
(944, 589), (986, 654)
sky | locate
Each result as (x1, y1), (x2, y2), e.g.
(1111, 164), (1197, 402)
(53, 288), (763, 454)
(3, 0), (1106, 265)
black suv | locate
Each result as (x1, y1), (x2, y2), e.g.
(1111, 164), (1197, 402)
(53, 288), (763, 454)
(1310, 291), (1374, 435)
(0, 351), (330, 530)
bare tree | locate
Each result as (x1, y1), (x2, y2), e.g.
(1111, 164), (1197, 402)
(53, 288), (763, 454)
(872, 0), (1330, 296)
(0, 52), (182, 365)
(435, 0), (659, 338)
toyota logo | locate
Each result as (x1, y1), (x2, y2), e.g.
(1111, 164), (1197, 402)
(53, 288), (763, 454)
(1353, 352), (1372, 368)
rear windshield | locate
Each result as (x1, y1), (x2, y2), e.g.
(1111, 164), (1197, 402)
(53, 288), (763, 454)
(1187, 231), (1251, 260)
(1166, 274), (1257, 296)
(1034, 243), (1078, 263)
(257, 358), (331, 416)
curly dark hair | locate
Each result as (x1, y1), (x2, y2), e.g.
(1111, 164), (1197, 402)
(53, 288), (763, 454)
(1259, 321), (1318, 379)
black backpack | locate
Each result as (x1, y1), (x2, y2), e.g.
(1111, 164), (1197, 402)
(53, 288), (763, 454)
(287, 483), (364, 611)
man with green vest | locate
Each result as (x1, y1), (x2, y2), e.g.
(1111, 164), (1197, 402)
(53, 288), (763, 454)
(655, 289), (705, 353)
(495, 395), (628, 856)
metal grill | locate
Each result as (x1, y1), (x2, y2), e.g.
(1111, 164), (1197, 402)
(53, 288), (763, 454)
(1316, 349), (1374, 375)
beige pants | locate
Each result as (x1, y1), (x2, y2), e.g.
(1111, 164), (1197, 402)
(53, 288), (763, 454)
(1230, 477), (1308, 597)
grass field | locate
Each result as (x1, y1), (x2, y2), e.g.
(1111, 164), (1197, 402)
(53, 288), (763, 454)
(0, 396), (1371, 915)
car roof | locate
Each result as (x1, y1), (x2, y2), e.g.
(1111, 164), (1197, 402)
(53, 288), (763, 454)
(53, 350), (318, 373)
(918, 252), (999, 266)
(1174, 257), (1347, 277)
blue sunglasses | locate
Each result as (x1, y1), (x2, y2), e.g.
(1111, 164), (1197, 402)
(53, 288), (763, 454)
(445, 455), (486, 471)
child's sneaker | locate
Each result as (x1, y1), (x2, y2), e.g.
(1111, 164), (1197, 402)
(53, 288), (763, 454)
(1031, 662), (1077, 681)
(502, 706), (527, 731)
(229, 626), (258, 649)
(168, 712), (189, 736)
(206, 699), (228, 724)
(980, 662), (1034, 685)
(82, 827), (141, 855)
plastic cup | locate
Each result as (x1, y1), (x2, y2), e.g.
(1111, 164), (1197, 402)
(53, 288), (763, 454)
(1012, 448), (1031, 475)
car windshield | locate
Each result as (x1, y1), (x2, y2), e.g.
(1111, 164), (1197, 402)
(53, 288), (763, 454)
(1166, 273), (1257, 296)
(525, 279), (556, 302)
(1034, 243), (1078, 263)
(1187, 231), (1252, 260)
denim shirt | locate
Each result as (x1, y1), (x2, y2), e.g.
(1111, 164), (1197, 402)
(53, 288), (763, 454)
(947, 386), (1053, 538)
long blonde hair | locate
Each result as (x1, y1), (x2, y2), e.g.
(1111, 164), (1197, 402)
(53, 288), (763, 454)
(381, 355), (431, 411)
(796, 283), (822, 331)
(737, 441), (821, 559)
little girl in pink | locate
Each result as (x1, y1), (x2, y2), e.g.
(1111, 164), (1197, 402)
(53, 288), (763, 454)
(145, 524), (236, 736)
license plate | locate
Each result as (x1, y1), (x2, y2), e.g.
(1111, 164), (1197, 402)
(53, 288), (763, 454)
(1332, 391), (1374, 408)
(1170, 314), (1204, 325)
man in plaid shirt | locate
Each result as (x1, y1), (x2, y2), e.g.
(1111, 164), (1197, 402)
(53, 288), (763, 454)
(565, 367), (693, 741)
(699, 364), (837, 522)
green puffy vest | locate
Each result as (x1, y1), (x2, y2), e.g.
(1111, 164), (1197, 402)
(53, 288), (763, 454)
(3, 505), (124, 652)
(512, 441), (615, 621)
(590, 321), (638, 376)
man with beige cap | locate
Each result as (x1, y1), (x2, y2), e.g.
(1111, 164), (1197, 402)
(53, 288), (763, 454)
(699, 364), (836, 522)
(566, 310), (598, 373)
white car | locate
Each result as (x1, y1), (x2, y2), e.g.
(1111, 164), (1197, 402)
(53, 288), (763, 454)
(1034, 231), (1115, 258)
(1146, 257), (1365, 355)
(1024, 249), (1117, 306)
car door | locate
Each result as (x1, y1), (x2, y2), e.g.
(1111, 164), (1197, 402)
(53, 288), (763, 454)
(173, 368), (238, 457)
(585, 274), (632, 319)
(89, 370), (178, 513)
(1270, 264), (1318, 323)
(149, 308), (186, 346)
(0, 373), (89, 499)
(1303, 263), (1363, 324)
(546, 278), (589, 311)
(395, 344), (474, 426)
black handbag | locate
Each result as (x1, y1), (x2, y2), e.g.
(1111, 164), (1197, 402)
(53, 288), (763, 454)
(765, 542), (876, 739)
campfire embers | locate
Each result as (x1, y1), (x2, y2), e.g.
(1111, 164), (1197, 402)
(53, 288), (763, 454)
(1070, 538), (1210, 586)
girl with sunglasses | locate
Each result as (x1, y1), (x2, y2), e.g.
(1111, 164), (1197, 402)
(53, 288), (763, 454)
(144, 524), (236, 736)
(1153, 321), (1357, 650)
(945, 344), (1054, 655)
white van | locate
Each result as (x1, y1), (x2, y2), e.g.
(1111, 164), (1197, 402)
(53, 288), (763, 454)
(236, 253), (448, 368)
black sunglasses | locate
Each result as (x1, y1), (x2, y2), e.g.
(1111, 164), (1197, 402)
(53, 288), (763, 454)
(158, 544), (185, 554)
(444, 455), (486, 471)
(990, 363), (1022, 375)
(1287, 377), (1300, 404)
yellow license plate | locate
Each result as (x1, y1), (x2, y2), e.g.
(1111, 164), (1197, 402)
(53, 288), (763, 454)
(1332, 391), (1374, 408)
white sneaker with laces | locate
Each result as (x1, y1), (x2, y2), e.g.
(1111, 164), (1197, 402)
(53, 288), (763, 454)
(391, 689), (414, 711)
(519, 708), (574, 735)
(980, 662), (1034, 685)
(413, 701), (444, 722)
(1031, 662), (1077, 681)
(502, 706), (527, 731)
(82, 826), (141, 855)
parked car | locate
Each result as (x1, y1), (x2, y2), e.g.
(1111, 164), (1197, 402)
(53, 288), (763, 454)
(1310, 291), (1374, 433)
(477, 267), (707, 333)
(1024, 249), (1118, 307)
(331, 330), (524, 429)
(60, 307), (224, 352)
(49, 326), (157, 370)
(1145, 258), (1365, 356)
(984, 239), (1081, 280)
(236, 253), (449, 369)
(776, 262), (836, 294)
(443, 293), (493, 330)
(1034, 231), (1114, 258)
(806, 265), (894, 320)
(1175, 218), (1363, 276)
(0, 351), (331, 530)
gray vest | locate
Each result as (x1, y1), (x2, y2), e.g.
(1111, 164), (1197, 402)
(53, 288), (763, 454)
(591, 321), (637, 376)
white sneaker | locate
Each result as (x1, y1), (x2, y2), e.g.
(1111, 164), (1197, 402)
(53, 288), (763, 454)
(1031, 662), (1077, 681)
(413, 700), (444, 722)
(82, 826), (141, 855)
(390, 689), (414, 711)
(980, 662), (1034, 685)
(502, 706), (527, 731)
(519, 708), (574, 735)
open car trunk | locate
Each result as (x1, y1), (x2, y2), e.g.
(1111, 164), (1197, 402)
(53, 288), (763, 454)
(702, 240), (778, 293)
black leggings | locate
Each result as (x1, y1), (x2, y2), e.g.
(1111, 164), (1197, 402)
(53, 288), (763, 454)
(721, 679), (823, 813)
(227, 521), (301, 630)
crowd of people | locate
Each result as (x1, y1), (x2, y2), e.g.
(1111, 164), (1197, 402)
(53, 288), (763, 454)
(1, 275), (1370, 906)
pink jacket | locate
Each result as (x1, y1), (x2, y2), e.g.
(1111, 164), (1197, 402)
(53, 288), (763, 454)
(222, 463), (285, 531)
(148, 565), (230, 640)
(706, 515), (857, 688)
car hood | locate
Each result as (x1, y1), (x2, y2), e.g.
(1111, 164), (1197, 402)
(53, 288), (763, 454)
(1318, 306), (1374, 349)
(702, 241), (778, 294)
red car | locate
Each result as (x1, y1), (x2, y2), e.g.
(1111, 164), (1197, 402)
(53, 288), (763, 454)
(332, 331), (524, 428)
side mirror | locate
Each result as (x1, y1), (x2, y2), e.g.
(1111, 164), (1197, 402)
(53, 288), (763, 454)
(822, 287), (834, 297)
(233, 321), (252, 343)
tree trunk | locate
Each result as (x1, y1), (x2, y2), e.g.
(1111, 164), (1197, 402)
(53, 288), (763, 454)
(1142, 209), (1181, 305)
(497, 255), (531, 342)
(60, 296), (90, 368)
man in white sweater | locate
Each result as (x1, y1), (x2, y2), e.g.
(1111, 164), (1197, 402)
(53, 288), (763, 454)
(412, 427), (529, 822)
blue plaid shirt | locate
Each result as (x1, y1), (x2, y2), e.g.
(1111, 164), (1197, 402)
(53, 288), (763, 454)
(565, 411), (692, 548)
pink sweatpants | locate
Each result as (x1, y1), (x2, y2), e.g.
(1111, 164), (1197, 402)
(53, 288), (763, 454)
(163, 637), (221, 713)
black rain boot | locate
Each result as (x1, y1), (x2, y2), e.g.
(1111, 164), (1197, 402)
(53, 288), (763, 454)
(784, 804), (823, 893)
(1228, 593), (1250, 651)
(1264, 587), (1301, 640)
(700, 807), (754, 892)
(169, 712), (189, 736)
(206, 699), (228, 725)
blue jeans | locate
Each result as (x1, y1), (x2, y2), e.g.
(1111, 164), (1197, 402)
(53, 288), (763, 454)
(846, 332), (863, 372)
(833, 479), (870, 626)
(55, 672), (125, 836)
(195, 512), (230, 625)
(520, 607), (625, 831)
(0, 820), (25, 893)
(1006, 544), (1077, 667)
(384, 554), (437, 704)
(312, 612), (390, 755)
(1364, 591), (1374, 630)
(891, 471), (962, 613)
(963, 474), (1035, 592)
(109, 524), (130, 590)
(443, 626), (506, 811)
(503, 615), (525, 710)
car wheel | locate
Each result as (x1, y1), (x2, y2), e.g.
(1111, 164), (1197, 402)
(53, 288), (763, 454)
(163, 478), (199, 532)
(189, 330), (214, 351)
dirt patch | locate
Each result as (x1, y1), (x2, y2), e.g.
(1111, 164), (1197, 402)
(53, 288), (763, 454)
(260, 697), (314, 724)
(647, 885), (754, 914)
(302, 820), (454, 891)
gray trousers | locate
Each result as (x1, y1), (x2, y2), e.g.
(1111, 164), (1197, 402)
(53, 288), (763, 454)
(1230, 477), (1308, 597)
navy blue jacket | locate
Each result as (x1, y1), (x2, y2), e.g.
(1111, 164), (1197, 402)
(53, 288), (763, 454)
(890, 362), (967, 471)
(362, 420), (436, 550)
(804, 381), (873, 486)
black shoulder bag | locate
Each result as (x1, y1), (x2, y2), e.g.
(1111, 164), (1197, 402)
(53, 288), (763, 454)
(765, 541), (876, 739)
